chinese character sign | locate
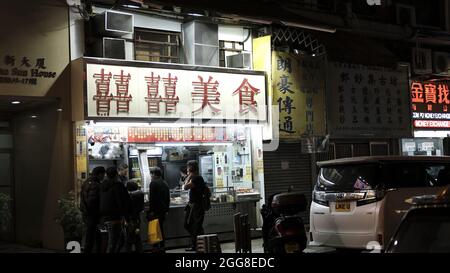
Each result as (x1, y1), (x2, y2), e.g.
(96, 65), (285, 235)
(327, 62), (411, 137)
(0, 2), (68, 97)
(272, 51), (326, 139)
(411, 81), (450, 129)
(86, 63), (267, 121)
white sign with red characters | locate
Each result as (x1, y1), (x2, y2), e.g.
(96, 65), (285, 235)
(86, 63), (267, 121)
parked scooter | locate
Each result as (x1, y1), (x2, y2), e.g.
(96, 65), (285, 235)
(261, 190), (307, 253)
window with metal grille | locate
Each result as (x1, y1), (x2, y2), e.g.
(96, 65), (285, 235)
(134, 28), (180, 63)
(219, 40), (244, 67)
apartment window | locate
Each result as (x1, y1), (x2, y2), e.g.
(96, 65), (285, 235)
(134, 28), (180, 63)
(219, 40), (244, 67)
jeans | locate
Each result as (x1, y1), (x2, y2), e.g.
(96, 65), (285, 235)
(105, 221), (123, 253)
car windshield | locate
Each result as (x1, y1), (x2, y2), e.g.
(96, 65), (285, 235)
(389, 207), (450, 253)
(317, 164), (377, 192)
(316, 162), (450, 192)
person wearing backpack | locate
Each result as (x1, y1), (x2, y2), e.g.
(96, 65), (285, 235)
(183, 160), (209, 252)
(80, 166), (106, 253)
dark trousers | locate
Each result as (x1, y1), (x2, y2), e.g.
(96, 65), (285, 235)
(105, 221), (123, 253)
(83, 218), (102, 253)
(124, 219), (143, 253)
(156, 215), (166, 251)
(184, 204), (205, 249)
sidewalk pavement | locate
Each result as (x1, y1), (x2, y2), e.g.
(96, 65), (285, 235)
(167, 238), (337, 253)
(0, 239), (336, 253)
(0, 242), (57, 253)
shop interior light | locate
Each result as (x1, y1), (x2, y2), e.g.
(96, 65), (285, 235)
(155, 142), (232, 147)
(89, 121), (263, 128)
(414, 130), (450, 138)
(198, 123), (264, 128)
(186, 12), (204, 17)
(149, 122), (194, 128)
(91, 121), (152, 127)
(30, 115), (37, 119)
(122, 4), (140, 8)
(11, 101), (21, 105)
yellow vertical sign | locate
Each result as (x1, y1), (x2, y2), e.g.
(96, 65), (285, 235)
(252, 36), (273, 140)
(272, 51), (326, 139)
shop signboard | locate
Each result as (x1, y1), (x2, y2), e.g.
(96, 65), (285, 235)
(327, 62), (411, 138)
(253, 35), (274, 141)
(0, 2), (68, 96)
(411, 81), (450, 129)
(85, 62), (266, 122)
(272, 51), (326, 139)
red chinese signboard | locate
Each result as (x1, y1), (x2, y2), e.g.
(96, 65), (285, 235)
(411, 81), (450, 129)
(86, 63), (267, 121)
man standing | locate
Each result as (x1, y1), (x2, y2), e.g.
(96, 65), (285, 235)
(125, 181), (144, 253)
(147, 167), (170, 252)
(183, 160), (207, 252)
(118, 163), (129, 187)
(100, 167), (131, 253)
(80, 166), (106, 253)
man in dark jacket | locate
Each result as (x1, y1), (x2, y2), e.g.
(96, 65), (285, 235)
(147, 167), (170, 251)
(100, 167), (131, 253)
(124, 181), (144, 253)
(118, 163), (129, 187)
(80, 166), (105, 253)
(183, 160), (207, 252)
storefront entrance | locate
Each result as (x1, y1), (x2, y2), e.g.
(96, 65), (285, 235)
(0, 119), (13, 241)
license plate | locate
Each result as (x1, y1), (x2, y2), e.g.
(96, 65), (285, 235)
(335, 202), (351, 212)
(284, 242), (300, 253)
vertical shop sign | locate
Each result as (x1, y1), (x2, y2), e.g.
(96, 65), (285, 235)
(272, 51), (326, 139)
(411, 81), (450, 129)
(328, 62), (411, 137)
(252, 35), (273, 140)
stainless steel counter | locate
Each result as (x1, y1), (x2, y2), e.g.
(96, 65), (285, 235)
(140, 198), (260, 248)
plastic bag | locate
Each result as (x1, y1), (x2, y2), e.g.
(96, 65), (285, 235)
(147, 219), (162, 244)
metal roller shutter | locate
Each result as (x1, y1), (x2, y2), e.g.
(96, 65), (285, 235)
(335, 143), (352, 158)
(370, 142), (390, 156)
(263, 142), (312, 224)
(353, 143), (370, 157)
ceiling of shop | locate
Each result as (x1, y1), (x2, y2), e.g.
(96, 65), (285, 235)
(0, 96), (58, 118)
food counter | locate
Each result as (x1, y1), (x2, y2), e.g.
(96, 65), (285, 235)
(140, 187), (261, 248)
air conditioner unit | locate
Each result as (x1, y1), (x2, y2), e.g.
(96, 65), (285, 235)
(182, 21), (219, 66)
(93, 38), (126, 59)
(226, 53), (252, 68)
(93, 10), (134, 37)
(396, 4), (416, 26)
(433, 52), (450, 75)
(412, 48), (432, 75)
